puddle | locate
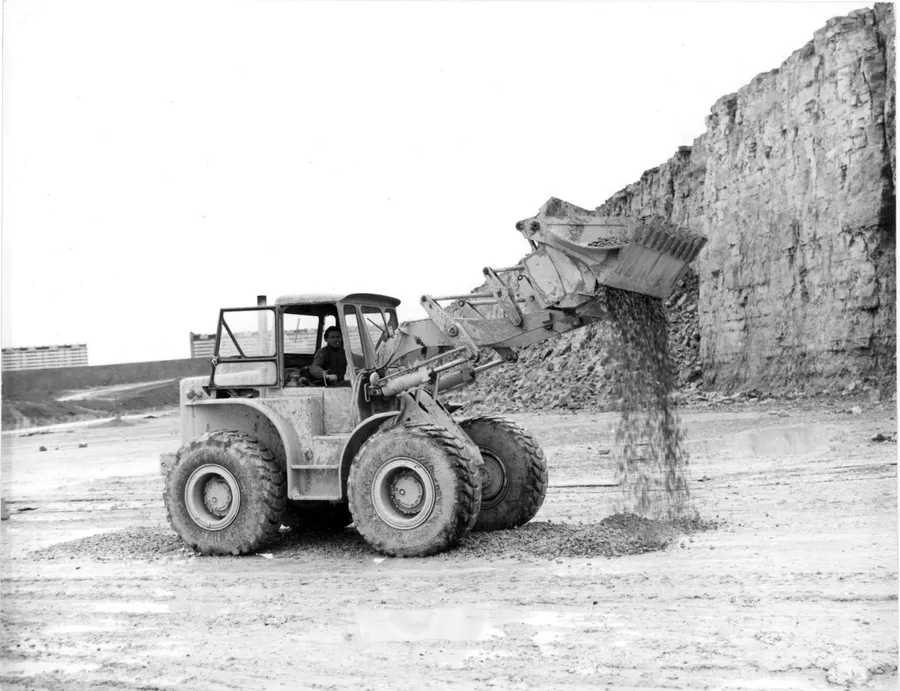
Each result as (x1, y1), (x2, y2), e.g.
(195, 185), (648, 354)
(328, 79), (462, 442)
(95, 602), (170, 614)
(719, 677), (825, 689)
(92, 601), (233, 615)
(522, 611), (565, 627)
(687, 424), (831, 457)
(40, 601), (246, 619)
(0, 660), (101, 677)
(356, 607), (586, 643)
(532, 629), (561, 652)
(356, 608), (505, 642)
(43, 622), (119, 635)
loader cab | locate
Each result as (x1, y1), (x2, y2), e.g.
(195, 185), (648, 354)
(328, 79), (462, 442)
(208, 293), (400, 394)
(277, 293), (401, 388)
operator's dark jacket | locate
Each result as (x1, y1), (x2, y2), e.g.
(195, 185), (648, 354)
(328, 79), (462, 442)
(309, 345), (348, 383)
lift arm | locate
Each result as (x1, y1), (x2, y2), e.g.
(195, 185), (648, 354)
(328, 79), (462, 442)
(368, 198), (707, 399)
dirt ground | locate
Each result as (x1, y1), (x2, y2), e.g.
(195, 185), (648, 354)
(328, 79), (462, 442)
(1, 401), (897, 690)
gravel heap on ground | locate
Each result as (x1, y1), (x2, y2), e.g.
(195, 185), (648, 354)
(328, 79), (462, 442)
(29, 514), (718, 562)
(442, 514), (717, 560)
(30, 528), (194, 562)
(449, 268), (701, 415)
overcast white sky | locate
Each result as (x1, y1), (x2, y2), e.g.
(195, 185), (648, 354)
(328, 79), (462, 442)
(3, 0), (871, 365)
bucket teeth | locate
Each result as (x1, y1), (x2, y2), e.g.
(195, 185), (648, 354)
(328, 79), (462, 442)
(633, 224), (704, 263)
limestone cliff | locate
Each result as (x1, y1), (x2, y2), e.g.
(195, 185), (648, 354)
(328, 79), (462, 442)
(597, 4), (895, 394)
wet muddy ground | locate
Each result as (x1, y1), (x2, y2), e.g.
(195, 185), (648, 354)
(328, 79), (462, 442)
(1, 403), (897, 690)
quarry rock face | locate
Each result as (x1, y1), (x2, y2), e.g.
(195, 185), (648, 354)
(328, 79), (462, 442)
(875, 2), (896, 188)
(597, 4), (895, 395)
(459, 4), (895, 410)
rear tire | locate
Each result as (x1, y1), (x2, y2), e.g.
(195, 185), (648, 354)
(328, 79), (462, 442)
(165, 430), (286, 555)
(459, 416), (548, 532)
(348, 422), (481, 557)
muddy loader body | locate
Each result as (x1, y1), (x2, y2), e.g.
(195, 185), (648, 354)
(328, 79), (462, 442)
(163, 198), (706, 557)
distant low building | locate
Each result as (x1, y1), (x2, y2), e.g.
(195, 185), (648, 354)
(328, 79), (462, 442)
(189, 332), (280, 359)
(189, 333), (219, 359)
(1, 344), (89, 371)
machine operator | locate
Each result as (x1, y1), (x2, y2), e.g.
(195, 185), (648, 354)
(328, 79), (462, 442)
(309, 326), (364, 386)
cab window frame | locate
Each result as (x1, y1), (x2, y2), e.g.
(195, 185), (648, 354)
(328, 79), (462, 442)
(209, 306), (281, 390)
(341, 303), (377, 372)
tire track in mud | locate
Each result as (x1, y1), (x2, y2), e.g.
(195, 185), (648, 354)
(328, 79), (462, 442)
(3, 562), (895, 691)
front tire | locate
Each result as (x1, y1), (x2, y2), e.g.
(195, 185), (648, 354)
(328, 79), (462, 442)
(459, 416), (548, 532)
(348, 422), (481, 557)
(165, 430), (286, 555)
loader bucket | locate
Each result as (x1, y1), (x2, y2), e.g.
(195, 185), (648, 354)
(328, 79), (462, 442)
(516, 197), (707, 304)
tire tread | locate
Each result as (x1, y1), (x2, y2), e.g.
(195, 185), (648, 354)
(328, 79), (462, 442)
(165, 429), (286, 555)
(459, 415), (547, 531)
(349, 422), (481, 557)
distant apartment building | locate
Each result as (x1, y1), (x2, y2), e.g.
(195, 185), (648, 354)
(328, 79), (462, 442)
(1, 344), (89, 371)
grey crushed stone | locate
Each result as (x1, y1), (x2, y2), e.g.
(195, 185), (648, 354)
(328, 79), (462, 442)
(30, 528), (193, 562)
(29, 514), (718, 562)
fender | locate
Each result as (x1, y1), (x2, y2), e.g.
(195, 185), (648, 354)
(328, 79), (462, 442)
(339, 411), (400, 496)
(184, 399), (304, 494)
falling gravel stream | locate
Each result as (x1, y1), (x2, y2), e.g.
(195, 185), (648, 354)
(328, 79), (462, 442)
(605, 287), (692, 519)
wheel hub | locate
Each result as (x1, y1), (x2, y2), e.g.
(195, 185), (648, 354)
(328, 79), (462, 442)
(185, 464), (242, 531)
(479, 447), (509, 510)
(390, 472), (425, 514)
(372, 458), (436, 530)
(203, 478), (233, 517)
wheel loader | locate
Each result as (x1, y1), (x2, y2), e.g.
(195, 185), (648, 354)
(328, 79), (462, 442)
(161, 198), (707, 557)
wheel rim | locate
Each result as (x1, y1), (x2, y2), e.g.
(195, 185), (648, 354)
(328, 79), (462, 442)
(371, 458), (436, 530)
(479, 446), (509, 510)
(185, 464), (242, 531)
